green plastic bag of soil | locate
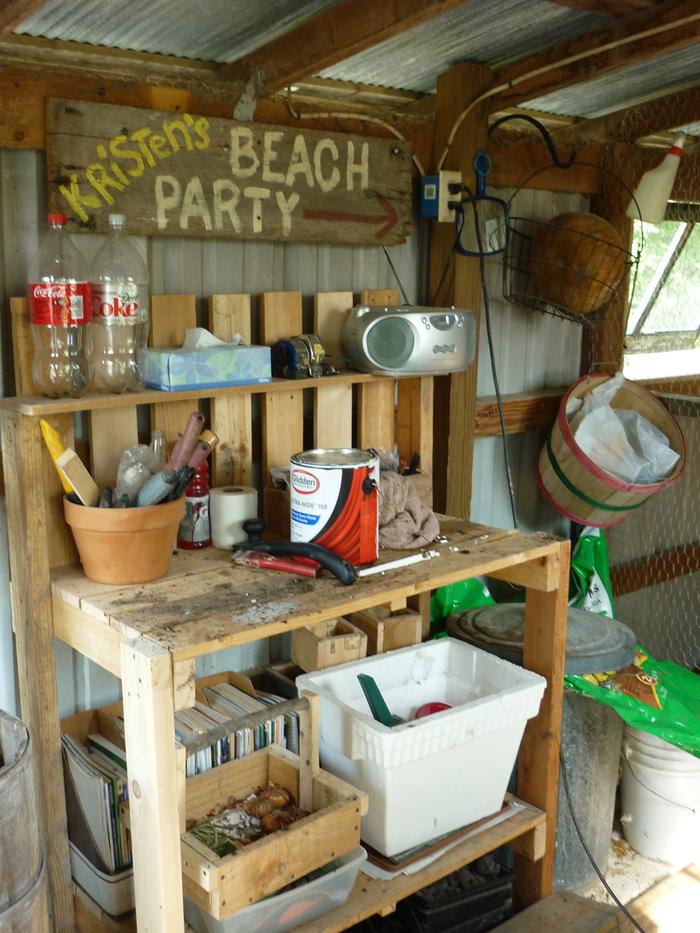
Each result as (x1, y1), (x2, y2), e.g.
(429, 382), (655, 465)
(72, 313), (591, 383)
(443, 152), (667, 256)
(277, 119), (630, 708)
(565, 646), (700, 758)
(429, 577), (495, 637)
(570, 526), (616, 617)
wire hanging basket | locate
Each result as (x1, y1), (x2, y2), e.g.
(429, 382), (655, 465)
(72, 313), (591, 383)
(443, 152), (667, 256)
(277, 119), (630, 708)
(502, 166), (640, 328)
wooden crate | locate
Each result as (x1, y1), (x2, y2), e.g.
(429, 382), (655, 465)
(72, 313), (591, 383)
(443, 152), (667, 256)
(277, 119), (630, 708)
(292, 618), (368, 672)
(349, 606), (422, 655)
(180, 745), (367, 920)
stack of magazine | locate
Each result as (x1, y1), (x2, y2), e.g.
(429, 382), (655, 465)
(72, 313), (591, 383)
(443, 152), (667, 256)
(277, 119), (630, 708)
(177, 682), (299, 777)
(61, 733), (131, 873)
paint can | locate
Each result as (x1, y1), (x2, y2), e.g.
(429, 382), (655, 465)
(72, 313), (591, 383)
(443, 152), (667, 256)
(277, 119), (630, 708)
(290, 448), (378, 565)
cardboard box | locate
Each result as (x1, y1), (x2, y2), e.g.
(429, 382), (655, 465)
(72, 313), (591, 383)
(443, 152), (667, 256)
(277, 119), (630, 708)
(144, 345), (271, 391)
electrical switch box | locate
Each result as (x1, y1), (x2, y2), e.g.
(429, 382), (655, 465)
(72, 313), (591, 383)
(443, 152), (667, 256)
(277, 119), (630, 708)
(419, 171), (462, 223)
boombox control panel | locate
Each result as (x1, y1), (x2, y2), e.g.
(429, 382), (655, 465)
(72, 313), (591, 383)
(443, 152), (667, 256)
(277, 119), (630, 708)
(342, 305), (476, 376)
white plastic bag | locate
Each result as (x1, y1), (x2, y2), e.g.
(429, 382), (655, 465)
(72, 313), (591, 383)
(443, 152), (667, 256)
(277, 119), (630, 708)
(570, 374), (679, 485)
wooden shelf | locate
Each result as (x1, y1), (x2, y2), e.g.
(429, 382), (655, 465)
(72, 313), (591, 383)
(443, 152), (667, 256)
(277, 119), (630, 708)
(295, 799), (545, 932)
(0, 370), (391, 417)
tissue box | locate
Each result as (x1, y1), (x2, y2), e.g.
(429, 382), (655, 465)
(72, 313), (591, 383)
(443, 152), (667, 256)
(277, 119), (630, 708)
(144, 345), (272, 391)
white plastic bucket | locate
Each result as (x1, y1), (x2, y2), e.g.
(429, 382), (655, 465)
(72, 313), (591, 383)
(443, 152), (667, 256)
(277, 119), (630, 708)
(621, 725), (700, 865)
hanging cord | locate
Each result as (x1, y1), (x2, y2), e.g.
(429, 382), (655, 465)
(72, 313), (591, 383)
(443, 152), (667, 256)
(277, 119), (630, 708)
(466, 193), (519, 528)
(382, 246), (411, 304)
(285, 88), (426, 177)
(429, 210), (465, 305)
(560, 756), (648, 933)
(487, 113), (577, 169)
(435, 7), (700, 172)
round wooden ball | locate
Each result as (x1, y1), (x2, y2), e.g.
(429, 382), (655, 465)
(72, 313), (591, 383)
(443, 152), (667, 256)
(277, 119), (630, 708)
(529, 212), (626, 314)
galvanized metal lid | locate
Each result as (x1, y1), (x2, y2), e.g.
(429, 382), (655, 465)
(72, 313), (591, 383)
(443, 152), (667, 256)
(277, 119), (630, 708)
(446, 604), (636, 675)
(291, 448), (374, 468)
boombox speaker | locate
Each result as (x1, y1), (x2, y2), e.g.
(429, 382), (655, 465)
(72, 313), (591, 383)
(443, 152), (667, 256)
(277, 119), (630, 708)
(342, 305), (475, 376)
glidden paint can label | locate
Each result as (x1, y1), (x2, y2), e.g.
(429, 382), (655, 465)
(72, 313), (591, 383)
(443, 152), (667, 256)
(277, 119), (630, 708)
(290, 448), (378, 566)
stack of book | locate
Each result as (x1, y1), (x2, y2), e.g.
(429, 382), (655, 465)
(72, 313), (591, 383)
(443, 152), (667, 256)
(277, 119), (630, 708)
(176, 683), (299, 777)
(61, 733), (131, 873)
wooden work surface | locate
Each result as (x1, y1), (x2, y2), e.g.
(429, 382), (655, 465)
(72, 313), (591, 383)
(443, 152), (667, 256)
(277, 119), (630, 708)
(51, 519), (560, 660)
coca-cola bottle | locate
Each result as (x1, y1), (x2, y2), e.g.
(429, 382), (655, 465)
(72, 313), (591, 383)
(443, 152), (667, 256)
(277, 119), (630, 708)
(28, 212), (92, 398)
(90, 214), (149, 393)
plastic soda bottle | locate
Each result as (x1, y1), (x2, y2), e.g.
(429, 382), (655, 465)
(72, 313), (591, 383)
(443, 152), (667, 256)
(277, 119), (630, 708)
(90, 214), (149, 393)
(177, 462), (211, 550)
(27, 212), (92, 398)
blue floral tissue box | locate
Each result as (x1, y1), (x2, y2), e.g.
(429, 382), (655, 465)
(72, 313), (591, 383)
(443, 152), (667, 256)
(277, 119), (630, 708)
(144, 345), (272, 391)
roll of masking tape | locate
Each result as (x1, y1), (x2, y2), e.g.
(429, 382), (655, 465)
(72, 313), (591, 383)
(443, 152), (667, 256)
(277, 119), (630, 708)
(209, 486), (258, 549)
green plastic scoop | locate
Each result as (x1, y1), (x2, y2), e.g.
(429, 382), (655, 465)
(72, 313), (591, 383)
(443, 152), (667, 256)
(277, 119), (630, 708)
(357, 674), (405, 727)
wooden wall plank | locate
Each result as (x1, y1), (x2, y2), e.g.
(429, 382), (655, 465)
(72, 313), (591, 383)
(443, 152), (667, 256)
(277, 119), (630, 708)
(1, 410), (74, 931)
(260, 292), (303, 480)
(9, 296), (36, 395)
(208, 294), (253, 486)
(314, 291), (354, 449)
(429, 63), (493, 517)
(357, 288), (397, 452)
(88, 407), (139, 489)
(150, 294), (199, 451)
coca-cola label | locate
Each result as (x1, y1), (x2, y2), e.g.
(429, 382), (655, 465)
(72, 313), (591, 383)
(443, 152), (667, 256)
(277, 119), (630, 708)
(92, 285), (145, 325)
(28, 282), (92, 326)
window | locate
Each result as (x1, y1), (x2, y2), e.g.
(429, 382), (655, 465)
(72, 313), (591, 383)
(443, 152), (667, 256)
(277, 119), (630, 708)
(624, 219), (700, 380)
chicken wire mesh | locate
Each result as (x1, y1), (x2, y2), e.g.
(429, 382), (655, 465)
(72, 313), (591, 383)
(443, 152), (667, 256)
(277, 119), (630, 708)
(581, 99), (700, 674)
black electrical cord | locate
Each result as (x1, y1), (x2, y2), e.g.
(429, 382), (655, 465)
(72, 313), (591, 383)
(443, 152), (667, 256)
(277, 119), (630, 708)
(466, 198), (519, 529)
(429, 210), (465, 306)
(382, 245), (411, 305)
(488, 113), (577, 170)
(560, 755), (648, 933)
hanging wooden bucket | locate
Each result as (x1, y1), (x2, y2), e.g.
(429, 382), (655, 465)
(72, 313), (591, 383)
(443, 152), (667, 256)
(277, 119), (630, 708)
(536, 375), (686, 528)
(0, 711), (48, 932)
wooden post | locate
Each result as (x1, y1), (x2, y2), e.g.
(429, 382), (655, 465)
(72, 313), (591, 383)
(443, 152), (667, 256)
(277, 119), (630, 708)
(428, 63), (494, 515)
(514, 541), (570, 906)
(581, 142), (637, 376)
(1, 410), (74, 932)
(121, 637), (185, 933)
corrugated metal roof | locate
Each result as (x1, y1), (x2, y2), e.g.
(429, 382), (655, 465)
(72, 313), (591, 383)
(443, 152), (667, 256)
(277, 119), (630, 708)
(317, 0), (605, 94)
(524, 44), (700, 123)
(14, 0), (338, 63)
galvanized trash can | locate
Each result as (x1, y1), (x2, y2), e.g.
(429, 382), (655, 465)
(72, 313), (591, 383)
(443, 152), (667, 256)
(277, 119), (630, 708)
(447, 604), (636, 891)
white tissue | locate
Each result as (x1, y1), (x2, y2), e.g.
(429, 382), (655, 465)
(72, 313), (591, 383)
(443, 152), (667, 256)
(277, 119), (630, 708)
(181, 327), (244, 350)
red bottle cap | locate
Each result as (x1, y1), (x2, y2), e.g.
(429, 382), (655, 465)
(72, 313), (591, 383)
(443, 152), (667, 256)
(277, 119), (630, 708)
(47, 212), (67, 225)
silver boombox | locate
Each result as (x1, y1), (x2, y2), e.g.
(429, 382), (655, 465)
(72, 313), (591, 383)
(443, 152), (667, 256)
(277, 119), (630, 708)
(342, 305), (475, 376)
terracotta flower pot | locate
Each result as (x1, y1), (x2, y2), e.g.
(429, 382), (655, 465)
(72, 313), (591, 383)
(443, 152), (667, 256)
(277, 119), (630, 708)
(63, 495), (185, 584)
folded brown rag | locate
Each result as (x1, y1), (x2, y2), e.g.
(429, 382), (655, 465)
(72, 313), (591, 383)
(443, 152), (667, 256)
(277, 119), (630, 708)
(378, 472), (440, 549)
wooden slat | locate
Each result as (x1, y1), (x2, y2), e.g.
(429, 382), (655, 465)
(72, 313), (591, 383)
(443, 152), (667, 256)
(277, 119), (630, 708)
(314, 291), (354, 449)
(491, 0), (700, 112)
(515, 541), (570, 907)
(150, 293), (199, 450)
(9, 296), (36, 395)
(121, 637), (184, 933)
(208, 294), (253, 486)
(397, 376), (434, 475)
(487, 889), (620, 932)
(218, 0), (466, 91)
(429, 63), (493, 516)
(1, 411), (74, 932)
(357, 288), (398, 452)
(52, 596), (122, 677)
(475, 388), (564, 437)
(610, 542), (700, 596)
(88, 406), (139, 488)
(74, 882), (136, 933)
(622, 864), (700, 931)
(260, 292), (303, 482)
(488, 142), (603, 193)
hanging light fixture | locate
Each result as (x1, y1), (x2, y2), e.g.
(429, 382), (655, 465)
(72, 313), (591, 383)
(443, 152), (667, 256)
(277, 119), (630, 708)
(626, 134), (686, 224)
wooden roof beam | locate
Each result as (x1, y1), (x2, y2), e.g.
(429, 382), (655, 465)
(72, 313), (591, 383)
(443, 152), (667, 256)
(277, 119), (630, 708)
(490, 0), (700, 111)
(218, 0), (466, 93)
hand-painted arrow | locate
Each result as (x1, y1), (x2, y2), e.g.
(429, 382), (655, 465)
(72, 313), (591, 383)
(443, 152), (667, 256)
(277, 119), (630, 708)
(303, 195), (398, 240)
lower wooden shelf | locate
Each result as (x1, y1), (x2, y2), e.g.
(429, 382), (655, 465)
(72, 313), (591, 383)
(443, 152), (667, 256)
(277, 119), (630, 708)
(293, 798), (544, 932)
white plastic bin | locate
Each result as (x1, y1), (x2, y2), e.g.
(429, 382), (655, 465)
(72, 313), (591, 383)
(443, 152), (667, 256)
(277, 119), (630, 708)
(184, 847), (366, 933)
(297, 638), (546, 856)
(69, 843), (134, 916)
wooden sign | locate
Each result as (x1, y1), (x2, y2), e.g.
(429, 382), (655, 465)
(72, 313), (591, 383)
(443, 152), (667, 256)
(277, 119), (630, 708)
(46, 98), (413, 246)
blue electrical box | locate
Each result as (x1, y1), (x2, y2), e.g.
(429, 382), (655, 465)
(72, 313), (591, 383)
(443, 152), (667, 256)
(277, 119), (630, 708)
(419, 175), (439, 218)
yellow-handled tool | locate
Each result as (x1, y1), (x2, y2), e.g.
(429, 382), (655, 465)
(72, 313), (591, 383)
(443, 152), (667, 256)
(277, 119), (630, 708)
(39, 418), (73, 493)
